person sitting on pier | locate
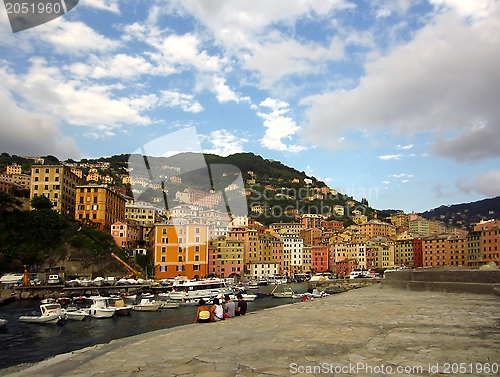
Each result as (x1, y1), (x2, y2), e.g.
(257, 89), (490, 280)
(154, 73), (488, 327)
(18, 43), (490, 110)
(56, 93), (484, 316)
(194, 299), (211, 323)
(223, 294), (235, 318)
(210, 298), (224, 321)
(235, 294), (247, 316)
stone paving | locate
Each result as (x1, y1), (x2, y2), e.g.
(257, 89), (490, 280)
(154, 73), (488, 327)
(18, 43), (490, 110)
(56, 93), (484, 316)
(3, 284), (500, 377)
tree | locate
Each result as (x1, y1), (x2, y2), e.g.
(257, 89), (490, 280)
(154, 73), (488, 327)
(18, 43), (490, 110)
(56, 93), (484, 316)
(0, 191), (23, 212)
(30, 195), (53, 210)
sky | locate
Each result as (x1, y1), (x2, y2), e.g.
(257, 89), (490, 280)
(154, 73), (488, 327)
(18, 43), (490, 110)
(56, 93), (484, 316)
(1, 0), (500, 214)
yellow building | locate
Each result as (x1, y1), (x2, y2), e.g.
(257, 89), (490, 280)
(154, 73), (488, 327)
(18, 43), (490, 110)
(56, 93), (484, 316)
(86, 168), (100, 182)
(75, 185), (126, 231)
(6, 165), (22, 175)
(150, 224), (209, 279)
(359, 219), (396, 239)
(70, 168), (83, 179)
(30, 165), (83, 216)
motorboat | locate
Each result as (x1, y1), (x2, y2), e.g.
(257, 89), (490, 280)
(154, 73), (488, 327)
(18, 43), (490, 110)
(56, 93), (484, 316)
(230, 293), (256, 302)
(19, 303), (66, 324)
(117, 278), (128, 285)
(0, 318), (7, 331)
(169, 278), (233, 300)
(66, 279), (81, 287)
(122, 293), (136, 300)
(79, 277), (93, 287)
(127, 278), (138, 285)
(108, 298), (133, 316)
(272, 287), (302, 299)
(133, 299), (160, 312)
(84, 297), (115, 318)
(62, 307), (88, 321)
(141, 293), (155, 299)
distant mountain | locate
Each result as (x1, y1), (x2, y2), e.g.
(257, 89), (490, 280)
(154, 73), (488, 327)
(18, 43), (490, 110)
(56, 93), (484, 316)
(420, 196), (500, 229)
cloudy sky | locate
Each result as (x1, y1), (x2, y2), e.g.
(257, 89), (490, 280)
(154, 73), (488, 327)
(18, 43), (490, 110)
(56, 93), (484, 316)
(1, 0), (500, 213)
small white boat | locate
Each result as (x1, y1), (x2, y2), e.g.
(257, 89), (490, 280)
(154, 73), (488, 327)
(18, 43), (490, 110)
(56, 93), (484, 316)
(0, 318), (7, 330)
(92, 277), (105, 286)
(117, 278), (128, 285)
(272, 287), (301, 299)
(122, 293), (136, 300)
(133, 299), (160, 312)
(79, 277), (92, 287)
(66, 279), (81, 287)
(141, 293), (155, 299)
(127, 278), (138, 285)
(158, 300), (180, 309)
(104, 277), (116, 285)
(19, 303), (66, 324)
(230, 293), (256, 302)
(108, 298), (133, 316)
(84, 297), (115, 318)
(62, 308), (88, 321)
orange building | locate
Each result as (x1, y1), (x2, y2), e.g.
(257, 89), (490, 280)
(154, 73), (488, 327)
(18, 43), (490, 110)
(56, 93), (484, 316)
(111, 221), (142, 249)
(150, 224), (209, 279)
(480, 225), (500, 265)
(75, 185), (126, 231)
(311, 246), (328, 272)
(359, 219), (396, 239)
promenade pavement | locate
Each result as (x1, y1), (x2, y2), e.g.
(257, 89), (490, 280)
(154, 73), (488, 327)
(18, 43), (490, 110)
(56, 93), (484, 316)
(3, 284), (500, 377)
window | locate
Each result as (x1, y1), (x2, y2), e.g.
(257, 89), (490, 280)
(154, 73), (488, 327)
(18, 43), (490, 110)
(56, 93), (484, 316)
(34, 177), (39, 182)
(194, 255), (199, 261)
(161, 256), (166, 262)
(193, 265), (200, 271)
(176, 265), (184, 271)
(45, 168), (49, 173)
(195, 236), (200, 243)
(178, 247), (182, 253)
(195, 246), (200, 252)
(34, 185), (38, 190)
(160, 266), (166, 272)
(195, 227), (200, 234)
(44, 185), (49, 190)
(92, 205), (98, 210)
(162, 228), (167, 235)
(93, 197), (98, 203)
(179, 238), (183, 243)
(161, 246), (166, 253)
(161, 237), (168, 243)
(35, 168), (39, 173)
(92, 214), (97, 219)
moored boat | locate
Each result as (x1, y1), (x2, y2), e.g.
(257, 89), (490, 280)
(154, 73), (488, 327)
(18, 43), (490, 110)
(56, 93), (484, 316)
(62, 308), (88, 321)
(19, 303), (66, 324)
(169, 278), (233, 300)
(158, 300), (180, 309)
(108, 298), (133, 316)
(83, 297), (115, 318)
(133, 299), (160, 311)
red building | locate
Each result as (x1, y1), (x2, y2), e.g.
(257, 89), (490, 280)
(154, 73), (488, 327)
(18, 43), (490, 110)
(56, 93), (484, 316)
(311, 246), (329, 273)
(413, 238), (423, 268)
(336, 258), (357, 278)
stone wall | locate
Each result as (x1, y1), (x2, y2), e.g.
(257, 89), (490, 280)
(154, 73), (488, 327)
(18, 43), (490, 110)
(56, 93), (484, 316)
(382, 269), (500, 295)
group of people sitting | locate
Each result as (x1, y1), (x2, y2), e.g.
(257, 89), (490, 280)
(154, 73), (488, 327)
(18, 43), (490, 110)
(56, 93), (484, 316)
(195, 294), (247, 323)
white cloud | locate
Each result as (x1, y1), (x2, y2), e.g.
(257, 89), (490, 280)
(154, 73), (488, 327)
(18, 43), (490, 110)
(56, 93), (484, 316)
(37, 18), (120, 55)
(0, 86), (81, 159)
(397, 144), (413, 150)
(159, 91), (203, 113)
(301, 8), (500, 161)
(80, 0), (121, 14)
(203, 130), (247, 156)
(429, 0), (498, 18)
(0, 58), (153, 128)
(390, 173), (406, 178)
(257, 98), (306, 153)
(379, 154), (402, 160)
(65, 54), (155, 80)
(382, 180), (390, 184)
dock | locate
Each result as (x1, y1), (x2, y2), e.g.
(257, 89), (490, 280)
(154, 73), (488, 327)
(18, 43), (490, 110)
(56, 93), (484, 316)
(2, 283), (499, 376)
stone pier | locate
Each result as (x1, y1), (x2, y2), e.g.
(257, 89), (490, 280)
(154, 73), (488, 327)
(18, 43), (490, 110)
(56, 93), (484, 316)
(2, 284), (500, 377)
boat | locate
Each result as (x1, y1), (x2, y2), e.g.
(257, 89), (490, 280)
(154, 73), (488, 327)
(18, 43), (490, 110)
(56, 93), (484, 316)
(66, 279), (81, 287)
(168, 278), (233, 300)
(0, 318), (7, 331)
(117, 278), (128, 285)
(141, 293), (155, 299)
(179, 298), (199, 306)
(272, 287), (302, 299)
(309, 273), (334, 282)
(62, 307), (88, 321)
(108, 298), (133, 316)
(158, 300), (180, 309)
(122, 293), (137, 300)
(83, 297), (115, 318)
(104, 277), (116, 286)
(79, 277), (92, 287)
(231, 293), (256, 302)
(133, 299), (160, 312)
(92, 277), (105, 286)
(127, 278), (138, 285)
(19, 303), (66, 324)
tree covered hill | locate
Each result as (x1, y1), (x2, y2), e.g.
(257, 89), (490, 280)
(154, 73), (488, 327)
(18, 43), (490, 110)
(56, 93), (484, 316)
(419, 196), (500, 230)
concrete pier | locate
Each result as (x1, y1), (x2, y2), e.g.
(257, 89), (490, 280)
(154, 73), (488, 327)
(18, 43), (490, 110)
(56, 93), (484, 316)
(2, 284), (500, 376)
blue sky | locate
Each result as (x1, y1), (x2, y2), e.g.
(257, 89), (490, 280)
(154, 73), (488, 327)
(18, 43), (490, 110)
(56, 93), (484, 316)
(1, 0), (500, 213)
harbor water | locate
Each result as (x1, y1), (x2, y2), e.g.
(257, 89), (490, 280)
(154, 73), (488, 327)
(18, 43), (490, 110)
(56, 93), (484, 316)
(0, 283), (307, 370)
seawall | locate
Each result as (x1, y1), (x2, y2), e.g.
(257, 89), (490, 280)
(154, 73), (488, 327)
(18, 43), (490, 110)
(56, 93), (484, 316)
(383, 269), (500, 295)
(2, 284), (500, 377)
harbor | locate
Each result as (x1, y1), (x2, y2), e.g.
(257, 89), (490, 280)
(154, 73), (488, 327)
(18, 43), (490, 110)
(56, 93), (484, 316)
(0, 283), (309, 370)
(2, 284), (500, 377)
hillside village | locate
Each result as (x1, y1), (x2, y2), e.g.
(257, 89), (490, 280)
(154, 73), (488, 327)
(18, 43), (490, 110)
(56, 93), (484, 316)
(0, 152), (499, 280)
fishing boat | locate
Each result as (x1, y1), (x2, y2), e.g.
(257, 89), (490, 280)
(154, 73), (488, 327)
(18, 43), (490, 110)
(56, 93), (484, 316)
(19, 303), (66, 324)
(133, 299), (160, 312)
